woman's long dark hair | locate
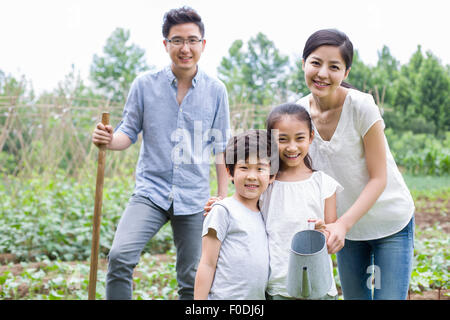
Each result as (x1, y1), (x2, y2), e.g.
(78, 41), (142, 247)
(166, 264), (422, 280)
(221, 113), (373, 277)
(303, 28), (356, 89)
(266, 103), (315, 172)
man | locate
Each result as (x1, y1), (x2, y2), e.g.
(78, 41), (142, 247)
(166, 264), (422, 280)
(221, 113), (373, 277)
(92, 6), (230, 300)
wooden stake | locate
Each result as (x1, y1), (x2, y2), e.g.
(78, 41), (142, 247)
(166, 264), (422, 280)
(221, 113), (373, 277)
(88, 112), (109, 300)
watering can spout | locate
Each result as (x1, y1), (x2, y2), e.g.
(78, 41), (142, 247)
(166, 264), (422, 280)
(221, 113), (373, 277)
(301, 266), (311, 298)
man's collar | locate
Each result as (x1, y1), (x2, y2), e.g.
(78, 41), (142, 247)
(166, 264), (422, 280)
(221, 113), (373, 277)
(165, 65), (201, 87)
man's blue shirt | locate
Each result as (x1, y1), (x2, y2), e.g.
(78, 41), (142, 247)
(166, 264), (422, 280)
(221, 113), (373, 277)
(116, 66), (231, 215)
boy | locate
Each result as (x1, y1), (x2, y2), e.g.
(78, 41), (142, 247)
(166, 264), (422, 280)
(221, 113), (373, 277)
(194, 130), (277, 299)
(92, 6), (230, 300)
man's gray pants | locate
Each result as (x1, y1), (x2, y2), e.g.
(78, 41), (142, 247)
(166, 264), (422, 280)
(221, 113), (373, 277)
(105, 194), (203, 300)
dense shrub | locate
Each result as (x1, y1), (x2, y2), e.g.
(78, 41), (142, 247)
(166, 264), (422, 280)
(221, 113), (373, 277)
(386, 129), (450, 175)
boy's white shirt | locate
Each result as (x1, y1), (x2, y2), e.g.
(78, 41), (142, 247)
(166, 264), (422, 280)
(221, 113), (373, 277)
(202, 196), (269, 300)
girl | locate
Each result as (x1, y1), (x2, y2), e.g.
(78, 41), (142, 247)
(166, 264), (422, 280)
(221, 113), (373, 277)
(204, 104), (343, 300)
(262, 103), (343, 300)
(296, 29), (415, 300)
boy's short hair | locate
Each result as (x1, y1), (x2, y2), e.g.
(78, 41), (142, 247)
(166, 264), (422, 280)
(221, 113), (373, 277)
(162, 6), (205, 38)
(224, 129), (278, 178)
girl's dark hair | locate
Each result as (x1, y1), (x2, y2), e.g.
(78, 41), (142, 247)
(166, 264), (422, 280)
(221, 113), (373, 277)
(266, 103), (315, 172)
(162, 6), (205, 38)
(224, 129), (278, 180)
(303, 28), (355, 89)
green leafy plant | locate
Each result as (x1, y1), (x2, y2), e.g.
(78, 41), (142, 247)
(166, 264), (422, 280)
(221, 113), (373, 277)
(386, 129), (450, 175)
(0, 172), (174, 262)
(411, 231), (449, 293)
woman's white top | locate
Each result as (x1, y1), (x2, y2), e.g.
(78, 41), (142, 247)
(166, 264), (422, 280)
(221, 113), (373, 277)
(260, 171), (343, 298)
(297, 89), (415, 241)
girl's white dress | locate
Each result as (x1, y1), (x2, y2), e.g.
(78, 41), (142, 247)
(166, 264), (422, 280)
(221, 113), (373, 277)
(260, 170), (343, 298)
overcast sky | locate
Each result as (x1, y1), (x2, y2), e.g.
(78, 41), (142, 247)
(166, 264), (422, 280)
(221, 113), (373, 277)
(1, 0), (449, 94)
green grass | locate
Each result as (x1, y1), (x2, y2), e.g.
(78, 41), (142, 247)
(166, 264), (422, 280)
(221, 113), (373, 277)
(403, 173), (450, 191)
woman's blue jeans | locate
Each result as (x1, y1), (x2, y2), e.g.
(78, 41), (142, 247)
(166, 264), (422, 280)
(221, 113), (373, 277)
(336, 216), (414, 300)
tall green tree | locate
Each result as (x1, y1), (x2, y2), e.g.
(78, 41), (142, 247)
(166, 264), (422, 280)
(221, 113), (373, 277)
(90, 28), (151, 103)
(346, 49), (374, 92)
(285, 56), (309, 100)
(218, 32), (290, 105)
(391, 74), (414, 115)
(404, 45), (424, 81)
(371, 45), (400, 106)
(392, 45), (424, 115)
(217, 40), (247, 104)
(416, 51), (450, 135)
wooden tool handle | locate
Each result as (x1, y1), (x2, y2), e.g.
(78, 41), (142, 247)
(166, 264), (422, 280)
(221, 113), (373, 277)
(88, 112), (110, 300)
(101, 112), (110, 129)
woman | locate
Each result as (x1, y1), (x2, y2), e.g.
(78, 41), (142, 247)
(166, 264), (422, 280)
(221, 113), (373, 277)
(296, 29), (415, 300)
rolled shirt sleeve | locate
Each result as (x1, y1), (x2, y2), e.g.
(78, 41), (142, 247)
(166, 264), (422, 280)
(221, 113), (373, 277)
(115, 78), (144, 144)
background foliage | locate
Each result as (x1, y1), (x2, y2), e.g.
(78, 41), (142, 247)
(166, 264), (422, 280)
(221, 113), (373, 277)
(0, 28), (448, 300)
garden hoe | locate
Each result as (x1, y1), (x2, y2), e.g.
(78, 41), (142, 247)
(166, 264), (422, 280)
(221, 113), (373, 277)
(88, 112), (109, 300)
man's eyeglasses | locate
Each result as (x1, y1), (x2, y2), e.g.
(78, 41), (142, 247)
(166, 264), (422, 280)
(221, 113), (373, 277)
(166, 37), (203, 47)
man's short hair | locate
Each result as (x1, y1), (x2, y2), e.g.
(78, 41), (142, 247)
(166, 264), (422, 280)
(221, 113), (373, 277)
(162, 6), (205, 38)
(224, 129), (278, 178)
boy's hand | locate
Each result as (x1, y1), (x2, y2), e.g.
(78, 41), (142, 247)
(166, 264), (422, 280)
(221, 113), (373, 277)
(92, 122), (113, 148)
(203, 196), (223, 216)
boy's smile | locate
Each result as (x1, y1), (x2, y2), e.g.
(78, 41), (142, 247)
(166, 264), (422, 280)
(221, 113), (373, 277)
(230, 156), (274, 211)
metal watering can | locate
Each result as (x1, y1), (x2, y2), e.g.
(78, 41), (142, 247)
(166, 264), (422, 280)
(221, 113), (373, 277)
(286, 223), (331, 299)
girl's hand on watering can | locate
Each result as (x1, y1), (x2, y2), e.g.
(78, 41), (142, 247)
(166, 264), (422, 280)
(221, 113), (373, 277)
(203, 196), (223, 216)
(308, 219), (325, 231)
(313, 219), (325, 230)
(324, 222), (346, 254)
(308, 219), (331, 239)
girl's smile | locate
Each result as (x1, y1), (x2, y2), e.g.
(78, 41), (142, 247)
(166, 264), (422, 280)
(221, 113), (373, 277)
(272, 115), (314, 171)
(284, 153), (301, 158)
